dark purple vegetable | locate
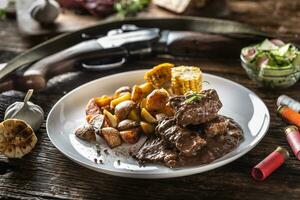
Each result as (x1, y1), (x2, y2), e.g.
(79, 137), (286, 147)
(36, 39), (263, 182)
(78, 0), (118, 17)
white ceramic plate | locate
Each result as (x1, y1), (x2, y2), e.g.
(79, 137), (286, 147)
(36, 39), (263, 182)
(47, 70), (270, 179)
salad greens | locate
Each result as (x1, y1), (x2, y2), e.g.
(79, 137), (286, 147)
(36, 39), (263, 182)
(241, 39), (300, 88)
(242, 39), (300, 70)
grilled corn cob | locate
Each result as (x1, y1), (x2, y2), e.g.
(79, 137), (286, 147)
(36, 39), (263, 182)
(171, 66), (202, 95)
(144, 63), (174, 89)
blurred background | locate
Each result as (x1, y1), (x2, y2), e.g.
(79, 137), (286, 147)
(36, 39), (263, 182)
(0, 0), (300, 54)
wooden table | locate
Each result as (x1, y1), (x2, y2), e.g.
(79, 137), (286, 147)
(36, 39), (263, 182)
(1, 1), (300, 199)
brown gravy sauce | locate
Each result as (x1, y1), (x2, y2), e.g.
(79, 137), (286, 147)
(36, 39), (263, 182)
(132, 116), (243, 168)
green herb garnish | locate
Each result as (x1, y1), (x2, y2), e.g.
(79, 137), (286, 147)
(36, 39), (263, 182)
(184, 92), (204, 103)
(115, 0), (150, 17)
(0, 9), (6, 20)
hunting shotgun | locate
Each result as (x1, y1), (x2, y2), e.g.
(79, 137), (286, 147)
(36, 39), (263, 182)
(0, 17), (269, 92)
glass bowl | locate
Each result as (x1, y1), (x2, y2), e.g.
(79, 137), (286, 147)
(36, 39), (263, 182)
(240, 54), (300, 89)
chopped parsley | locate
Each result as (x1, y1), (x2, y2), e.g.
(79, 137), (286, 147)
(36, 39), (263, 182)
(184, 92), (205, 103)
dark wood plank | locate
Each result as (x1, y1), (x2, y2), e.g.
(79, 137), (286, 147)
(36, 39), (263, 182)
(1, 0), (300, 199)
(1, 56), (300, 200)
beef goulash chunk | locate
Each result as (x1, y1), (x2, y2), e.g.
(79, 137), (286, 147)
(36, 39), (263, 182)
(204, 115), (229, 138)
(156, 117), (207, 157)
(131, 137), (178, 168)
(170, 89), (222, 126)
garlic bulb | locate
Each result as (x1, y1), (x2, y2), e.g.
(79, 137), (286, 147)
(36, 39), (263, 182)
(0, 119), (38, 158)
(30, 0), (60, 24)
(4, 89), (44, 132)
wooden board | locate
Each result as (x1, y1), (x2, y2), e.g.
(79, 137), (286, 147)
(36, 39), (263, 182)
(16, 0), (228, 37)
(1, 54), (300, 199)
(2, 0), (300, 199)
(16, 0), (99, 36)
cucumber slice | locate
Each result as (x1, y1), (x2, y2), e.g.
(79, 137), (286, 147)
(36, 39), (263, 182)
(258, 39), (278, 51)
(293, 54), (300, 70)
(277, 44), (291, 56)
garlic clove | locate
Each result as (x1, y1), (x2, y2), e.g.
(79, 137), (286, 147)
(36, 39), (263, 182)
(4, 89), (44, 132)
(30, 0), (60, 24)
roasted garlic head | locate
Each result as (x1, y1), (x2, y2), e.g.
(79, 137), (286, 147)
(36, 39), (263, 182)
(0, 119), (37, 158)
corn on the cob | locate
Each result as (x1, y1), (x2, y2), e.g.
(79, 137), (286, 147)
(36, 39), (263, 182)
(171, 66), (202, 95)
(144, 63), (174, 89)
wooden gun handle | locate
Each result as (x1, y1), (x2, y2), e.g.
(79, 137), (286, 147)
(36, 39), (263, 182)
(22, 39), (103, 90)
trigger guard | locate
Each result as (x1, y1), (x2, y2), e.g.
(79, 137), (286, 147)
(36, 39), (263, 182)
(80, 57), (126, 71)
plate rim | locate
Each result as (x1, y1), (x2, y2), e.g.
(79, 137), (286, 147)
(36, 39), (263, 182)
(46, 69), (270, 179)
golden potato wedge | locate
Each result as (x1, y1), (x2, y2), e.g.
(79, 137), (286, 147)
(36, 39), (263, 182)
(101, 127), (122, 148)
(110, 92), (131, 108)
(94, 95), (112, 107)
(141, 108), (157, 123)
(139, 98), (147, 110)
(85, 115), (94, 123)
(113, 86), (131, 99)
(140, 121), (155, 136)
(128, 109), (141, 122)
(139, 82), (154, 96)
(131, 85), (143, 102)
(146, 88), (169, 111)
(114, 100), (135, 121)
(86, 98), (101, 115)
(103, 109), (118, 128)
(119, 128), (140, 144)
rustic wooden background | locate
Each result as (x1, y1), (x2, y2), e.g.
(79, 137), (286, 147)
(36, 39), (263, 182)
(1, 0), (300, 199)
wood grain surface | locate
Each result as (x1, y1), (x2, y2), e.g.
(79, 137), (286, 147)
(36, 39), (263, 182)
(1, 0), (300, 199)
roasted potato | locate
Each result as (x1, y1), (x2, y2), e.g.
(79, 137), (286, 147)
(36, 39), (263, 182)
(86, 98), (101, 115)
(119, 128), (140, 144)
(140, 121), (155, 136)
(101, 127), (122, 148)
(114, 100), (135, 121)
(75, 124), (96, 141)
(110, 92), (131, 108)
(141, 108), (157, 123)
(146, 88), (169, 111)
(131, 85), (143, 102)
(85, 115), (93, 123)
(139, 98), (147, 110)
(128, 108), (141, 122)
(139, 82), (154, 96)
(103, 109), (118, 128)
(117, 119), (139, 131)
(89, 114), (105, 135)
(94, 95), (112, 107)
(113, 86), (131, 99)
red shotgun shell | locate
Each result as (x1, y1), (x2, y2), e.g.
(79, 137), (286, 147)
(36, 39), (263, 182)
(284, 125), (300, 160)
(251, 146), (289, 181)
